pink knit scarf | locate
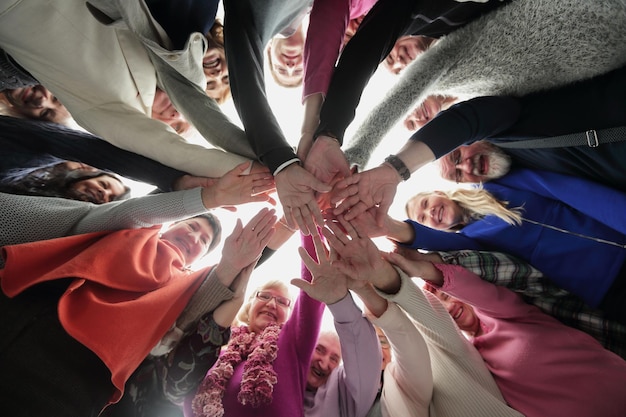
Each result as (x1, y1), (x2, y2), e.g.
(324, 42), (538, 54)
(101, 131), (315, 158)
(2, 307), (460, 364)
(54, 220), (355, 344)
(192, 323), (282, 417)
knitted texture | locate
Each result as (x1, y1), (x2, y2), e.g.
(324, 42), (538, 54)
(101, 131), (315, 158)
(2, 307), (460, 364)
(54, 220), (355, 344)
(0, 189), (207, 268)
(344, 0), (626, 168)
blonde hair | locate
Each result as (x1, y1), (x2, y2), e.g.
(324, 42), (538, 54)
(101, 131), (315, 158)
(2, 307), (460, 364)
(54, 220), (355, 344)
(236, 280), (291, 326)
(407, 186), (523, 229)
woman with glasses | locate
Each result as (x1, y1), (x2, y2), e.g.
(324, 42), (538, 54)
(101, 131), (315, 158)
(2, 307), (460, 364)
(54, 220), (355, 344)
(188, 234), (326, 417)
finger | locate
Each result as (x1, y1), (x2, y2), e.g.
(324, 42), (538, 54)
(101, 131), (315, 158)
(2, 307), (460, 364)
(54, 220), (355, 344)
(222, 205), (237, 212)
(308, 200), (324, 228)
(290, 278), (313, 294)
(337, 215), (359, 239)
(332, 193), (362, 215)
(293, 207), (311, 236)
(324, 221), (350, 246)
(310, 233), (330, 264)
(330, 184), (360, 206)
(283, 208), (300, 233)
(376, 197), (393, 227)
(328, 243), (340, 263)
(298, 245), (318, 271)
(247, 193), (277, 204)
(234, 161), (253, 176)
(342, 201), (369, 221)
(253, 212), (278, 239)
(231, 218), (244, 237)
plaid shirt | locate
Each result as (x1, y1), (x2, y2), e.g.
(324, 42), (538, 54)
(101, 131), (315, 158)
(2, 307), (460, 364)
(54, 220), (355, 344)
(438, 250), (626, 359)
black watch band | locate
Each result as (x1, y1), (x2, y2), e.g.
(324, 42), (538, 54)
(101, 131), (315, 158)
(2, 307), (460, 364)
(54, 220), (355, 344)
(384, 154), (411, 181)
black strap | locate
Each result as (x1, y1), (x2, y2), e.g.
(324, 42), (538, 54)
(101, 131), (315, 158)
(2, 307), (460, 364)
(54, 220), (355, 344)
(496, 126), (626, 149)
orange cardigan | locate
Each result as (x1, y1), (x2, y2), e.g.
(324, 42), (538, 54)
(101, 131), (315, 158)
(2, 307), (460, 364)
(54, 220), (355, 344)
(1, 227), (209, 403)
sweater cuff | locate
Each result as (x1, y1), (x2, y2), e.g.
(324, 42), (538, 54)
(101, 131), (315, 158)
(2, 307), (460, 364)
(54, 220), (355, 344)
(182, 188), (210, 215)
(176, 268), (234, 331)
(327, 292), (362, 323)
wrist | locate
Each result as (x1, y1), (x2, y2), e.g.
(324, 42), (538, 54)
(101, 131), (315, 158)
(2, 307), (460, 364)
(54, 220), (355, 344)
(383, 154), (411, 181)
(200, 186), (219, 209)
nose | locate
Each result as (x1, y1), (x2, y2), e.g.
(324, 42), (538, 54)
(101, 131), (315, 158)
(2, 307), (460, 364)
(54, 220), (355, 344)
(456, 157), (473, 173)
(266, 297), (278, 308)
(207, 65), (222, 77)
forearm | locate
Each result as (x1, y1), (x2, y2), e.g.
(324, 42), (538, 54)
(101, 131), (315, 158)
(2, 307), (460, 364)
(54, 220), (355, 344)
(223, 0), (297, 172)
(0, 116), (187, 191)
(316, 0), (417, 142)
(70, 189), (208, 235)
(176, 268), (235, 332)
(328, 293), (381, 417)
(77, 105), (251, 177)
(352, 284), (388, 318)
(386, 217), (416, 244)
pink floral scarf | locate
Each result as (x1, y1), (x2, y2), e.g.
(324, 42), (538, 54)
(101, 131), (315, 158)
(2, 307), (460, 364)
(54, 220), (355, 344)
(192, 323), (282, 417)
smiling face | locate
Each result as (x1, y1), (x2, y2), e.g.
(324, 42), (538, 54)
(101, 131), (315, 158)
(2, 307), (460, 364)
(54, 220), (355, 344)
(202, 47), (230, 103)
(160, 217), (215, 266)
(247, 287), (291, 333)
(429, 288), (481, 335)
(384, 36), (436, 74)
(439, 141), (512, 183)
(268, 26), (305, 87)
(69, 175), (127, 204)
(307, 332), (341, 391)
(404, 95), (457, 131)
(407, 192), (466, 230)
(2, 85), (71, 123)
(151, 89), (190, 134)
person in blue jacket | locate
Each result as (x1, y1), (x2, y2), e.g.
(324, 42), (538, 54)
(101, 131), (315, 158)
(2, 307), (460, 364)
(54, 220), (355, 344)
(368, 168), (626, 325)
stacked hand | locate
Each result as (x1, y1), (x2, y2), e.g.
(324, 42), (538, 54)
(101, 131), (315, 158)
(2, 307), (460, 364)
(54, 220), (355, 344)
(186, 162), (277, 210)
(331, 164), (401, 226)
(291, 233), (349, 305)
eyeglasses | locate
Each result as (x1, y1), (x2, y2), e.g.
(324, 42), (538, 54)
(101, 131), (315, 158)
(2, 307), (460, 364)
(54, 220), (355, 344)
(256, 291), (291, 308)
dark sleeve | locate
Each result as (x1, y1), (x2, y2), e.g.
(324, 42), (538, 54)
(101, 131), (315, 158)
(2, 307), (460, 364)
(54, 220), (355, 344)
(223, 0), (297, 173)
(315, 0), (418, 143)
(411, 96), (522, 158)
(0, 116), (186, 191)
(256, 246), (277, 267)
(161, 313), (231, 403)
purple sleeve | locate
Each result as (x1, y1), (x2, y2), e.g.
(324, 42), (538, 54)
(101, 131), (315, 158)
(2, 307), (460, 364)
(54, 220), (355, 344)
(302, 0), (350, 99)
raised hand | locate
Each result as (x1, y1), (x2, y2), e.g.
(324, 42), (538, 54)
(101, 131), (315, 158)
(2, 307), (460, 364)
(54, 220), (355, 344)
(291, 233), (349, 305)
(218, 208), (277, 279)
(275, 163), (331, 235)
(331, 164), (401, 225)
(200, 162), (276, 210)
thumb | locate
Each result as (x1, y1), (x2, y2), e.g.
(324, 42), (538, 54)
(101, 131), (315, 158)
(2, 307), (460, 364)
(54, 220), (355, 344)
(231, 218), (243, 235)
(236, 161), (253, 175)
(290, 278), (313, 293)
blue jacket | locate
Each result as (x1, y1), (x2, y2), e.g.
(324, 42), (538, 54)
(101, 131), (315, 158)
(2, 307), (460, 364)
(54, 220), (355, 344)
(406, 169), (626, 307)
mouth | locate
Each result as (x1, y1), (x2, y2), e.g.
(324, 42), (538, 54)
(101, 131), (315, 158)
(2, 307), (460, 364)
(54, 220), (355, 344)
(437, 205), (443, 224)
(177, 237), (190, 254)
(310, 366), (326, 378)
(260, 311), (277, 321)
(453, 306), (463, 320)
(203, 56), (221, 69)
(477, 155), (488, 175)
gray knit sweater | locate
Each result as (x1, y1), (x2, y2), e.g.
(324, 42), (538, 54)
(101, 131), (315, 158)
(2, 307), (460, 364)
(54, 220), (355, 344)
(344, 0), (626, 168)
(0, 189), (232, 330)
